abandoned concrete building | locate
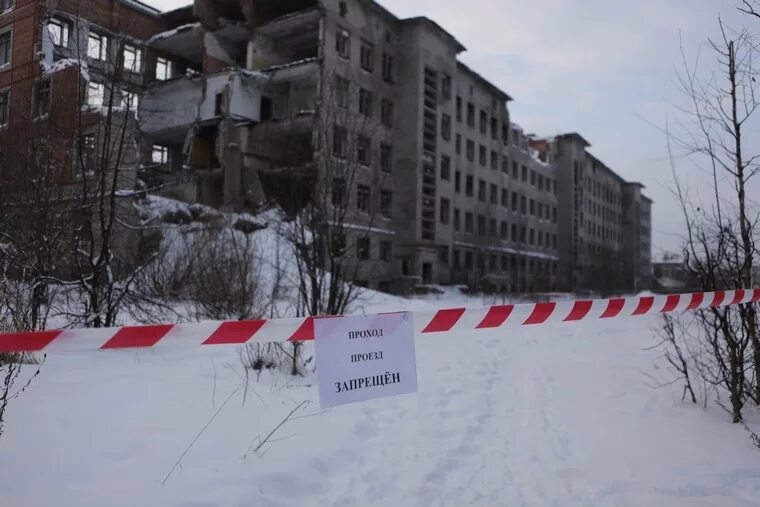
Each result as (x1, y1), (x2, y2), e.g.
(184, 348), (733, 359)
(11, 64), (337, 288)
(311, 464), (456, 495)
(0, 0), (652, 292)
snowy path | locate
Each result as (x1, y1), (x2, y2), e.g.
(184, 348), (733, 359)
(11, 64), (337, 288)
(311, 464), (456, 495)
(2, 314), (760, 506)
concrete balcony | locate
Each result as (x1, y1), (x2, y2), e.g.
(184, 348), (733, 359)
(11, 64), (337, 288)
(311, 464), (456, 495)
(139, 69), (268, 144)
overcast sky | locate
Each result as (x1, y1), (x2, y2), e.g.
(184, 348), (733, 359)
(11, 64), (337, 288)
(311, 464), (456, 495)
(144, 0), (753, 259)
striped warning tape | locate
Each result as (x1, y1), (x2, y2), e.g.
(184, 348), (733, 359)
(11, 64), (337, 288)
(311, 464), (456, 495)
(0, 289), (758, 353)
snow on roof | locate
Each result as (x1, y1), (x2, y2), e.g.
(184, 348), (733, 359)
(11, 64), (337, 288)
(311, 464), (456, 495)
(42, 58), (90, 82)
(147, 23), (202, 45)
(258, 57), (319, 73)
(119, 0), (161, 17)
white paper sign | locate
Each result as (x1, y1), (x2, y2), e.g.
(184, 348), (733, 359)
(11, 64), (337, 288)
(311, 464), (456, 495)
(315, 312), (417, 408)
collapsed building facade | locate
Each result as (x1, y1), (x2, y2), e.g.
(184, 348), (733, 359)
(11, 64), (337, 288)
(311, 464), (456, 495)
(139, 0), (573, 292)
(0, 0), (652, 292)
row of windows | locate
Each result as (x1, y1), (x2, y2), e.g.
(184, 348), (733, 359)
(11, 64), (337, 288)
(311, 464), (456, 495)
(335, 27), (394, 83)
(446, 206), (558, 249)
(586, 221), (622, 244)
(447, 171), (558, 221)
(586, 198), (621, 225)
(355, 237), (393, 262)
(455, 96), (508, 142)
(334, 77), (394, 127)
(586, 173), (622, 206)
(453, 136), (558, 192)
(85, 81), (139, 111)
(0, 19), (174, 83)
(332, 126), (393, 171)
(447, 248), (558, 277)
(331, 179), (393, 218)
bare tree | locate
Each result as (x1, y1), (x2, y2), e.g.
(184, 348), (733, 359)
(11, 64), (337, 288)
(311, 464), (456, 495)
(666, 19), (760, 422)
(255, 69), (389, 373)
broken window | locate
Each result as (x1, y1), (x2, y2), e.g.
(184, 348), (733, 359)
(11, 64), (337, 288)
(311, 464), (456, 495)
(33, 79), (50, 118)
(441, 73), (452, 99)
(357, 135), (370, 165)
(379, 240), (391, 261)
(0, 89), (7, 127)
(336, 28), (350, 59)
(335, 76), (349, 108)
(88, 32), (108, 61)
(440, 154), (450, 180)
(0, 29), (11, 67)
(47, 17), (70, 47)
(86, 81), (104, 109)
(214, 92), (224, 115)
(380, 143), (392, 173)
(358, 87), (372, 117)
(332, 126), (347, 157)
(440, 197), (450, 224)
(357, 184), (371, 213)
(0, 0), (14, 13)
(360, 40), (374, 72)
(330, 178), (347, 209)
(123, 44), (142, 73)
(260, 96), (272, 120)
(441, 113), (451, 141)
(156, 57), (172, 80)
(382, 52), (393, 83)
(381, 98), (393, 127)
(152, 145), (168, 164)
(78, 134), (96, 175)
(121, 89), (138, 111)
(380, 189), (392, 218)
(356, 236), (370, 259)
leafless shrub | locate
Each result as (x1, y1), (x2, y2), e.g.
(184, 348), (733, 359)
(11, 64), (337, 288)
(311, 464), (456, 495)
(240, 342), (313, 378)
(187, 229), (264, 322)
(742, 422), (760, 450)
(0, 331), (45, 439)
(656, 314), (699, 404)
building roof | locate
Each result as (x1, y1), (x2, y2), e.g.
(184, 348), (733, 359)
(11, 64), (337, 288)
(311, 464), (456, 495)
(457, 61), (512, 102)
(401, 17), (466, 53)
(555, 132), (591, 147)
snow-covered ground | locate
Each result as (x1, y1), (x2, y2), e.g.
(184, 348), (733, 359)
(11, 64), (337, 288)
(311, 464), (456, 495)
(2, 299), (759, 506)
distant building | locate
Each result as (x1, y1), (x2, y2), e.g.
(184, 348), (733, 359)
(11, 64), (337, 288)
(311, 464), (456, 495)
(532, 134), (652, 292)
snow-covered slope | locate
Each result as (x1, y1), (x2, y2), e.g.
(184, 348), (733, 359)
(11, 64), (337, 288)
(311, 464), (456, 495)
(1, 310), (758, 506)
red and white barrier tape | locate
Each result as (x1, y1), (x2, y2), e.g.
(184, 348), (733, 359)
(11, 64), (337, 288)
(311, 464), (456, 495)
(1, 289), (758, 353)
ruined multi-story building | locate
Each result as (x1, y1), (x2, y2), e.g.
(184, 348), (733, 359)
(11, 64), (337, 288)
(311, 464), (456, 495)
(0, 0), (652, 293)
(136, 0), (567, 292)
